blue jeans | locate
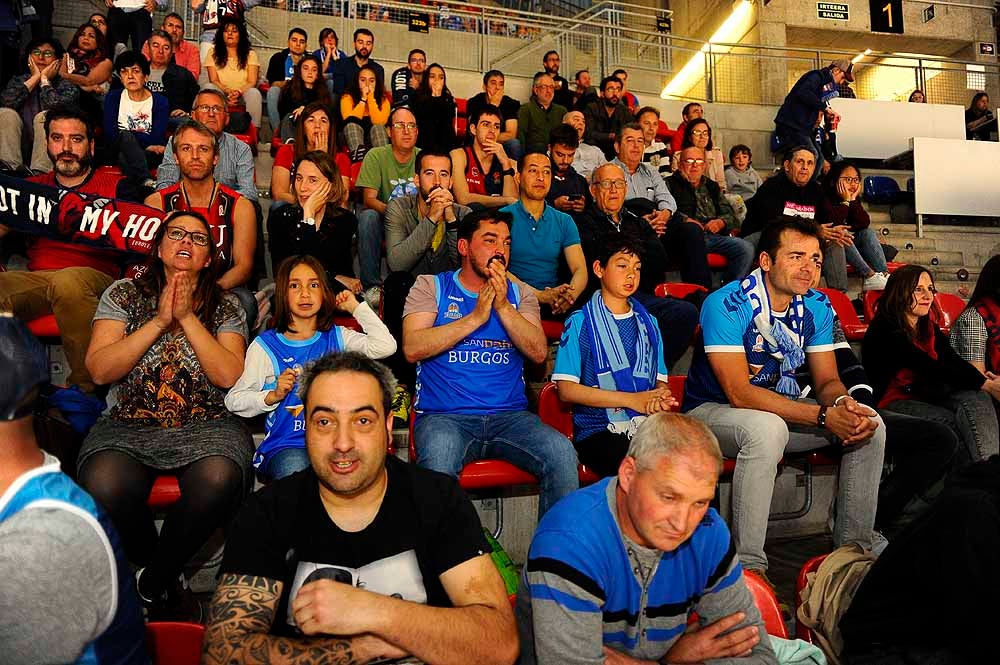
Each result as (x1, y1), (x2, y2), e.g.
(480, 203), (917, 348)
(356, 208), (384, 289)
(231, 286), (258, 331)
(502, 138), (523, 162)
(689, 400), (885, 571)
(260, 446), (311, 480)
(266, 85), (282, 134)
(415, 411), (579, 517)
(851, 227), (888, 273)
(705, 233), (755, 284)
(631, 290), (699, 370)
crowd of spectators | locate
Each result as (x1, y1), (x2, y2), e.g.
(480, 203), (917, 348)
(2, 10), (1000, 665)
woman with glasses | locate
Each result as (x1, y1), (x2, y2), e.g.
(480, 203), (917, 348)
(820, 160), (890, 292)
(340, 64), (390, 162)
(270, 101), (350, 213)
(0, 37), (78, 170)
(413, 63), (457, 152)
(863, 265), (1000, 463)
(78, 210), (253, 621)
(205, 17), (262, 128)
(671, 118), (726, 189)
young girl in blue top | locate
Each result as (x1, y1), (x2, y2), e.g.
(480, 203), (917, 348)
(225, 255), (396, 479)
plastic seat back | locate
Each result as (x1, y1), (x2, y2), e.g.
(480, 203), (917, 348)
(146, 621), (204, 665)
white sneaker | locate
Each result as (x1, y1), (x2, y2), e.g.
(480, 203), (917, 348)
(863, 272), (889, 291)
(363, 286), (382, 311)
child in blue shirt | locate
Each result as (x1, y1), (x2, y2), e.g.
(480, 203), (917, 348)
(551, 233), (674, 476)
(226, 255), (396, 479)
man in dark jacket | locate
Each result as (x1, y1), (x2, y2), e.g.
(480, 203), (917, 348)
(667, 146), (753, 285)
(583, 75), (631, 159)
(574, 162), (698, 369)
(143, 30), (199, 127)
(773, 59), (852, 176)
(741, 145), (826, 241)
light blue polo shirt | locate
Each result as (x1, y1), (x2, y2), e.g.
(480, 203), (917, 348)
(501, 200), (581, 291)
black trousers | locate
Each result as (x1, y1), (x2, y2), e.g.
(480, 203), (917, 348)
(108, 7), (152, 53)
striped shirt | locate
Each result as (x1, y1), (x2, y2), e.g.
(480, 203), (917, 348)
(156, 131), (258, 202)
(516, 478), (777, 664)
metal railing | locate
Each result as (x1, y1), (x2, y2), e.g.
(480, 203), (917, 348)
(55, 0), (999, 109)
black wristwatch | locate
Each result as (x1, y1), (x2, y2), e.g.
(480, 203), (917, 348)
(501, 167), (515, 177)
(816, 405), (828, 429)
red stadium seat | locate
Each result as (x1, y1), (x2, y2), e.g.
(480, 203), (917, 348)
(541, 319), (564, 341)
(147, 476), (181, 511)
(818, 287), (866, 341)
(349, 161), (363, 190)
(794, 554), (829, 643)
(27, 314), (60, 339)
(654, 282), (708, 300)
(935, 292), (966, 334)
(146, 622), (205, 665)
(455, 97), (468, 116)
(862, 289), (882, 322)
(537, 382), (573, 439)
(707, 253), (728, 270)
(744, 571), (790, 639)
(331, 314), (362, 332)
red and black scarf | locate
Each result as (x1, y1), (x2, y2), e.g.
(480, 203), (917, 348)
(974, 297), (1000, 373)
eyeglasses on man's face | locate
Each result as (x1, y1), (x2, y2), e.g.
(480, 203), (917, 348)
(391, 122), (417, 131)
(595, 179), (626, 190)
(194, 104), (225, 114)
(682, 158), (706, 166)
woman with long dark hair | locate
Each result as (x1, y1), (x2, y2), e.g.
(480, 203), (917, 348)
(61, 22), (113, 94)
(205, 17), (262, 127)
(863, 265), (1000, 463)
(268, 151), (361, 295)
(78, 210), (252, 620)
(413, 62), (457, 152)
(966, 91), (993, 140)
(270, 101), (351, 211)
(951, 255), (1000, 376)
(340, 64), (390, 162)
(276, 54), (333, 140)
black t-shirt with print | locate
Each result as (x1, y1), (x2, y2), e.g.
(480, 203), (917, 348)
(220, 456), (489, 637)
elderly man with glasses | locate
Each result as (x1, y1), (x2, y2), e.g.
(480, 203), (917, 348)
(155, 88), (258, 203)
(517, 72), (567, 154)
(573, 162), (699, 370)
(667, 146), (754, 288)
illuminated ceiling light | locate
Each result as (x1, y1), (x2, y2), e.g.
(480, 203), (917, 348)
(661, 0), (755, 99)
(851, 48), (872, 64)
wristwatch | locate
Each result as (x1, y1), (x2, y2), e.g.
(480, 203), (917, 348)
(501, 167), (515, 177)
(302, 217), (316, 227)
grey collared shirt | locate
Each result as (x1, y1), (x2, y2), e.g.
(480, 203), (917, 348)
(610, 158), (676, 212)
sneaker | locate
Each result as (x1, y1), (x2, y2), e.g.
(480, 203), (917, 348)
(363, 286), (382, 312)
(863, 272), (889, 291)
(391, 385), (411, 424)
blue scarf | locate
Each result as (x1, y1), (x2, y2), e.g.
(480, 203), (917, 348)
(740, 268), (807, 398)
(581, 291), (660, 437)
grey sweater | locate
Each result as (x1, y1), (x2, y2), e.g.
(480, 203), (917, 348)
(384, 194), (468, 275)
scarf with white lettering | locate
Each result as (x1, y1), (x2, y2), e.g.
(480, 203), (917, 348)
(741, 268), (806, 398)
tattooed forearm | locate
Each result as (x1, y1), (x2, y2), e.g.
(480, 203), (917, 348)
(201, 574), (370, 665)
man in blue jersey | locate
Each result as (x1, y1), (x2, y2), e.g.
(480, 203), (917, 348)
(684, 216), (885, 580)
(403, 209), (579, 517)
(0, 315), (147, 664)
(517, 412), (778, 664)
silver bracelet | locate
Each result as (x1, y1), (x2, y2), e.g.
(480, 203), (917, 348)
(833, 394), (850, 406)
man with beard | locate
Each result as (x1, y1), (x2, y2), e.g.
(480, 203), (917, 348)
(382, 150), (470, 422)
(517, 72), (567, 154)
(390, 48), (426, 106)
(144, 118), (257, 324)
(330, 28), (384, 97)
(547, 123), (589, 214)
(403, 210), (579, 519)
(202, 352), (519, 665)
(542, 50), (574, 110)
(0, 105), (141, 397)
(583, 75), (631, 159)
(156, 89), (257, 203)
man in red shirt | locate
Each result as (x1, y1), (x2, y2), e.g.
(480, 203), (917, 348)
(0, 105), (140, 396)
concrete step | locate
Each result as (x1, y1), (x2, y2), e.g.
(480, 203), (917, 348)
(893, 249), (964, 266)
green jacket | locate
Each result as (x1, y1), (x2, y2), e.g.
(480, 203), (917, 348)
(517, 97), (568, 153)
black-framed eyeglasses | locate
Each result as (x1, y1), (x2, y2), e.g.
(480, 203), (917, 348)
(166, 227), (210, 246)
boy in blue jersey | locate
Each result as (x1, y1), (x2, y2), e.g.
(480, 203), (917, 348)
(552, 233), (676, 477)
(684, 216), (885, 579)
(403, 209), (579, 517)
(517, 412), (777, 664)
(0, 316), (147, 664)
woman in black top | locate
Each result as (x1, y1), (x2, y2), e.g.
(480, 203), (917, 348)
(413, 63), (457, 152)
(277, 54), (334, 141)
(267, 151), (360, 295)
(862, 265), (1000, 462)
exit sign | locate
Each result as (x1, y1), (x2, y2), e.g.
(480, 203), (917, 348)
(818, 2), (849, 20)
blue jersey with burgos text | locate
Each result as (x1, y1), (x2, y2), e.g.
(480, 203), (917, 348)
(682, 281), (835, 411)
(414, 271), (527, 415)
(253, 328), (345, 468)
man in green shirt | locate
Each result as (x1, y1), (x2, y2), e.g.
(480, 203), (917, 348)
(355, 106), (421, 308)
(517, 72), (567, 154)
